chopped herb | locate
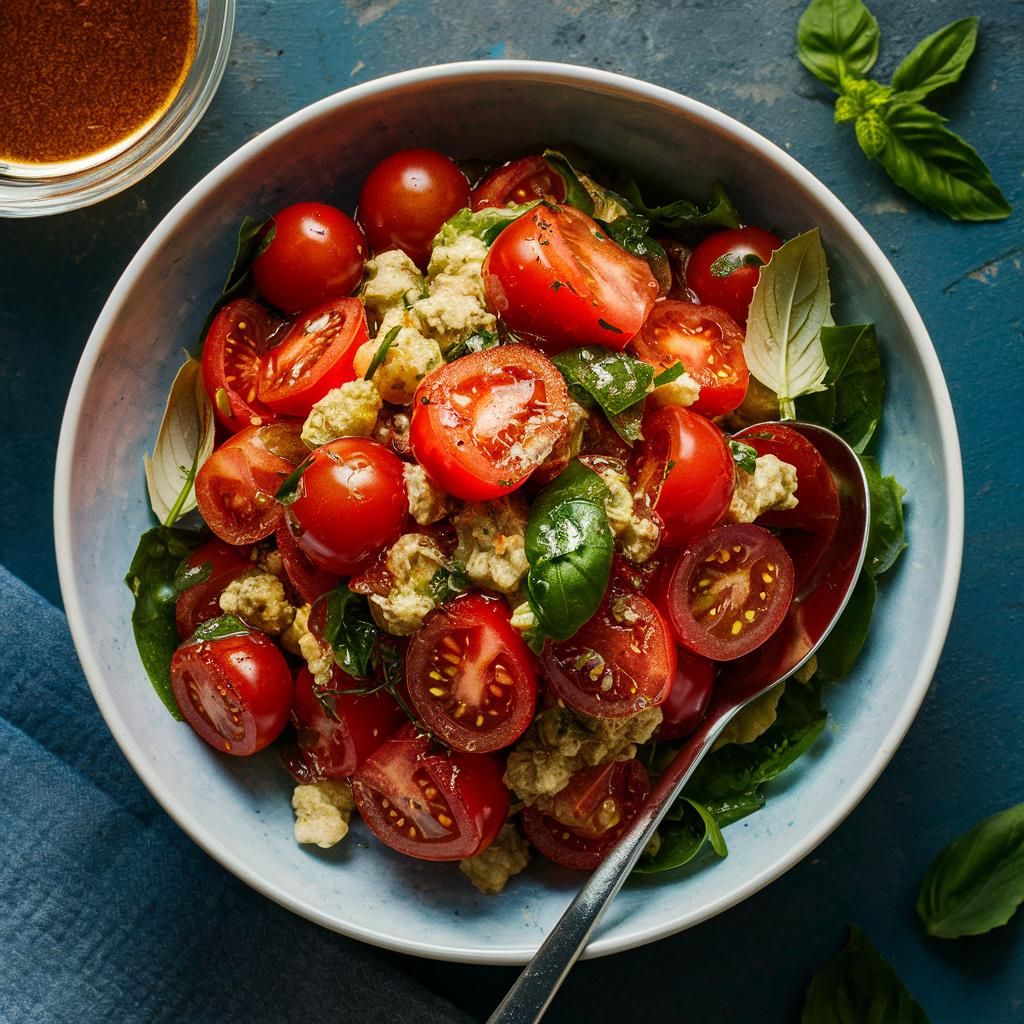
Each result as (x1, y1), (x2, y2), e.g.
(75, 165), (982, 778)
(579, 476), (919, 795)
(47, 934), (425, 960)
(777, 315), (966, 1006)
(728, 439), (759, 474)
(597, 318), (623, 334)
(275, 458), (312, 506)
(653, 362), (687, 388)
(364, 324), (401, 381)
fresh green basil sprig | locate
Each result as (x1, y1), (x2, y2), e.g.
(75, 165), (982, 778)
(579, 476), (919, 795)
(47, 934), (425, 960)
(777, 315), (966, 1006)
(796, 0), (1010, 221)
(319, 588), (379, 679)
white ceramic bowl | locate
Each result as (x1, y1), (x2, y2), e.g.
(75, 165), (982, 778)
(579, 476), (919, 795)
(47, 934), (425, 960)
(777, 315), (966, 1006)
(54, 61), (963, 964)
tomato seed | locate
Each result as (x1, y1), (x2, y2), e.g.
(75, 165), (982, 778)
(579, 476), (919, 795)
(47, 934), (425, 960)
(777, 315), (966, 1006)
(731, 620), (742, 635)
(762, 572), (773, 583)
(744, 610), (756, 622)
(488, 684), (503, 698)
(438, 814), (453, 828)
(429, 686), (445, 697)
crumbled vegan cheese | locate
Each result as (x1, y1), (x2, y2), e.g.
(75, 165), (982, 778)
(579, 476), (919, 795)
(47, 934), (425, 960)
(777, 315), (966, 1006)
(453, 497), (530, 595)
(255, 547), (285, 579)
(301, 378), (383, 447)
(403, 463), (455, 525)
(218, 571), (295, 634)
(416, 233), (497, 350)
(281, 602), (334, 688)
(292, 780), (355, 849)
(459, 823), (532, 895)
(359, 248), (426, 317)
(598, 468), (661, 564)
(727, 453), (799, 524)
(649, 370), (702, 409)
(353, 306), (444, 406)
(369, 533), (447, 636)
(713, 684), (784, 749)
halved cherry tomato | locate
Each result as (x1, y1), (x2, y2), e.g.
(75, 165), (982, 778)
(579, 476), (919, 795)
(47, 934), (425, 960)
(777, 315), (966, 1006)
(351, 723), (509, 861)
(686, 226), (782, 324)
(357, 148), (470, 268)
(274, 519), (338, 605)
(521, 759), (650, 870)
(258, 298), (368, 417)
(407, 594), (537, 753)
(195, 422), (306, 546)
(170, 626), (293, 755)
(666, 523), (795, 661)
(175, 539), (253, 639)
(252, 202), (368, 315)
(633, 405), (734, 547)
(471, 155), (566, 209)
(282, 666), (404, 782)
(286, 437), (407, 575)
(201, 299), (281, 433)
(482, 203), (658, 352)
(656, 648), (716, 741)
(630, 301), (749, 417)
(542, 592), (676, 718)
(409, 344), (571, 500)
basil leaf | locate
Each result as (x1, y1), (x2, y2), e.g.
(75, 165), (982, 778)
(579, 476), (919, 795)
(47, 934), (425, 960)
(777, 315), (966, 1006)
(813, 570), (876, 684)
(606, 404), (646, 445)
(877, 102), (1011, 222)
(433, 201), (537, 248)
(890, 17), (978, 103)
(197, 216), (269, 348)
(728, 439), (758, 475)
(528, 459), (610, 522)
(859, 456), (907, 576)
(542, 149), (636, 222)
(364, 324), (401, 381)
(444, 328), (500, 362)
(603, 215), (667, 262)
(619, 178), (740, 232)
(188, 614), (250, 643)
(429, 564), (470, 605)
(320, 587), (378, 679)
(635, 798), (728, 874)
(552, 347), (654, 415)
(652, 362), (686, 388)
(796, 0), (880, 92)
(802, 926), (930, 1024)
(702, 789), (766, 828)
(743, 229), (832, 419)
(174, 558), (212, 593)
(125, 526), (207, 718)
(916, 802), (1024, 938)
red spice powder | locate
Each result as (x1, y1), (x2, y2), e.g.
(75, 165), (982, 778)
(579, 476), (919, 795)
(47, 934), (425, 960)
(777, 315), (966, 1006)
(0, 0), (197, 167)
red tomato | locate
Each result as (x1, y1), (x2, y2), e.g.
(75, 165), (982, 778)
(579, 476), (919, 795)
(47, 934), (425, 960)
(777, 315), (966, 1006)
(521, 760), (650, 870)
(201, 299), (281, 433)
(258, 298), (368, 417)
(471, 155), (566, 209)
(195, 422), (306, 546)
(409, 344), (571, 501)
(273, 519), (338, 605)
(482, 203), (658, 352)
(686, 226), (782, 324)
(656, 648), (716, 741)
(170, 627), (293, 755)
(542, 592), (676, 718)
(282, 667), (404, 782)
(286, 437), (407, 575)
(252, 202), (367, 316)
(357, 148), (470, 267)
(633, 405), (734, 547)
(407, 594), (537, 753)
(351, 723), (509, 861)
(630, 301), (749, 417)
(174, 539), (253, 639)
(666, 523), (795, 661)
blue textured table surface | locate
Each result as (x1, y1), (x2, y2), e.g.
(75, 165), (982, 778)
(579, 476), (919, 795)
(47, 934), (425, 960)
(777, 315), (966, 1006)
(1, 1), (1021, 1021)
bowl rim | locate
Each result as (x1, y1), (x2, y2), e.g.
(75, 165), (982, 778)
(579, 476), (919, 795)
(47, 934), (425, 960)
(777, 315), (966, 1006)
(53, 59), (964, 965)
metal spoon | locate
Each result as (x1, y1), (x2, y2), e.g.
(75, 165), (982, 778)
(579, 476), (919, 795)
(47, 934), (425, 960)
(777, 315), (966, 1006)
(487, 422), (870, 1024)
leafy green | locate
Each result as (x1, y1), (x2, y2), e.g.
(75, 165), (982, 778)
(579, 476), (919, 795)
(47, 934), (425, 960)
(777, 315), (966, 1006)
(814, 571), (877, 684)
(552, 347), (654, 415)
(636, 798), (729, 874)
(125, 526), (207, 718)
(859, 456), (907, 576)
(429, 564), (470, 605)
(796, 0), (880, 91)
(620, 178), (739, 232)
(802, 926), (929, 1023)
(433, 202), (537, 248)
(728, 439), (758, 475)
(197, 216), (269, 348)
(603, 215), (666, 262)
(188, 614), (251, 643)
(710, 251), (765, 278)
(543, 149), (633, 221)
(174, 557), (212, 593)
(916, 802), (1024, 938)
(890, 17), (978, 102)
(652, 362), (687, 388)
(320, 587), (378, 679)
(364, 325), (401, 381)
(274, 458), (312, 506)
(444, 329), (501, 362)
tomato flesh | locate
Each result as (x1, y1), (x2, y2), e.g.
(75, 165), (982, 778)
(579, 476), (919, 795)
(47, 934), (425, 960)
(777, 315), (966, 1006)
(352, 723), (509, 861)
(407, 594), (537, 753)
(686, 226), (782, 324)
(175, 539), (253, 639)
(471, 155), (566, 209)
(656, 647), (716, 741)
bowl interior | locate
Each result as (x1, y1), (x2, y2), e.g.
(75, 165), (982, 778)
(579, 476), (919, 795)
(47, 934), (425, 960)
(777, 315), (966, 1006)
(56, 63), (961, 964)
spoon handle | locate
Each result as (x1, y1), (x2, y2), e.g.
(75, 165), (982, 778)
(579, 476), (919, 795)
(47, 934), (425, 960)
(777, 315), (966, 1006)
(486, 719), (725, 1024)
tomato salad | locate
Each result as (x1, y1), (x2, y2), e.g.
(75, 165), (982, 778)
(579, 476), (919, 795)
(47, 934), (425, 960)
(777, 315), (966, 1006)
(128, 147), (906, 894)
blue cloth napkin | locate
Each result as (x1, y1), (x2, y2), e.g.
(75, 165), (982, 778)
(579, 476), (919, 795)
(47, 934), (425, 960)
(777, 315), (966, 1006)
(0, 565), (472, 1024)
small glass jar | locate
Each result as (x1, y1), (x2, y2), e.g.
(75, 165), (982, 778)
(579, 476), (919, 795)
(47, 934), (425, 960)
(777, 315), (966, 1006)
(0, 0), (235, 218)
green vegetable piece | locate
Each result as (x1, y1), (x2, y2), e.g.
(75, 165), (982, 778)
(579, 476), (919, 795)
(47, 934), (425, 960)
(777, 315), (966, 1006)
(197, 215), (269, 349)
(813, 570), (876, 684)
(432, 201), (537, 249)
(125, 526), (207, 719)
(652, 362), (686, 388)
(855, 108), (889, 159)
(916, 802), (1024, 938)
(890, 17), (979, 103)
(320, 587), (379, 679)
(429, 564), (470, 605)
(796, 0), (880, 92)
(552, 346), (655, 416)
(444, 329), (501, 362)
(619, 178), (740, 232)
(603, 215), (666, 262)
(274, 458), (312, 506)
(802, 926), (930, 1023)
(188, 614), (251, 643)
(635, 797), (728, 874)
(859, 455), (907, 576)
(364, 324), (401, 381)
(728, 439), (758, 475)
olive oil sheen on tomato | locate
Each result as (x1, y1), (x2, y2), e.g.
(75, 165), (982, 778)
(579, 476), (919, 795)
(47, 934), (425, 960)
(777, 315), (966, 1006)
(0, 0), (197, 169)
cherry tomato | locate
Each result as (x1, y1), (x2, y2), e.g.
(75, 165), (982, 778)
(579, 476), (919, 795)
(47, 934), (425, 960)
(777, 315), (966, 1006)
(286, 437), (407, 575)
(258, 298), (368, 417)
(630, 301), (749, 417)
(666, 523), (794, 661)
(471, 155), (566, 209)
(407, 594), (537, 753)
(656, 648), (716, 741)
(175, 539), (253, 639)
(520, 760), (650, 870)
(251, 202), (368, 316)
(282, 667), (404, 782)
(542, 592), (675, 718)
(482, 203), (658, 352)
(201, 299), (281, 433)
(195, 422), (306, 546)
(633, 405), (734, 547)
(409, 344), (571, 501)
(274, 519), (338, 605)
(351, 723), (509, 861)
(170, 627), (293, 755)
(357, 148), (470, 268)
(686, 226), (782, 324)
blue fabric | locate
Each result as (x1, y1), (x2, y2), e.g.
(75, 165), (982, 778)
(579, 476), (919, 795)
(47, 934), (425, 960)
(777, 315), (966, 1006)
(0, 564), (471, 1024)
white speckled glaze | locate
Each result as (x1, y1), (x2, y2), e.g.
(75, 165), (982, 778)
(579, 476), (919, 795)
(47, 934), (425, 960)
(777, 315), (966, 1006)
(54, 62), (963, 964)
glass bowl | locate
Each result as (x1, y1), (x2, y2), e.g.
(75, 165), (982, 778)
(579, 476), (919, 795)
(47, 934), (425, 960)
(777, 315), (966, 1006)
(0, 0), (234, 218)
